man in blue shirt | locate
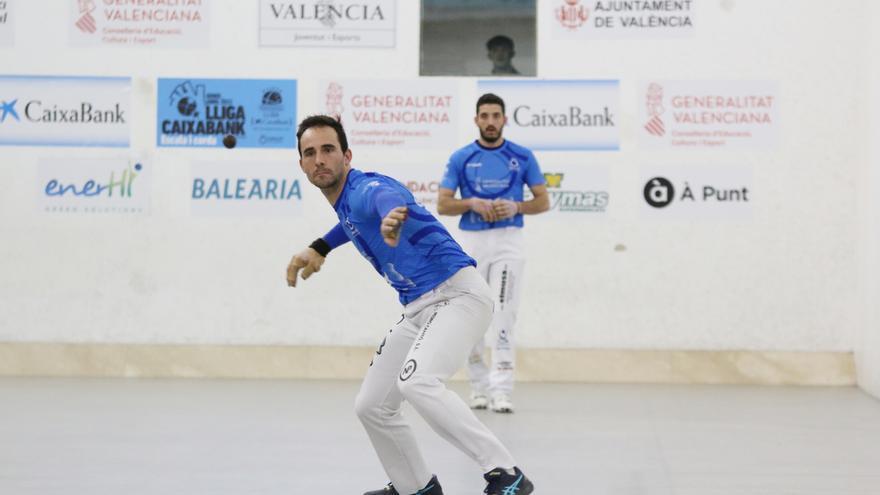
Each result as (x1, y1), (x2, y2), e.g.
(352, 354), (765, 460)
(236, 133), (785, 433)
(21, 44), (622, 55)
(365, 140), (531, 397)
(286, 115), (534, 495)
(438, 93), (550, 414)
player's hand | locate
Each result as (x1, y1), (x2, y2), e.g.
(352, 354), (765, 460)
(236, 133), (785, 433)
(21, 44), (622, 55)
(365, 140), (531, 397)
(381, 206), (408, 247)
(469, 198), (497, 223)
(286, 248), (325, 287)
(492, 199), (518, 220)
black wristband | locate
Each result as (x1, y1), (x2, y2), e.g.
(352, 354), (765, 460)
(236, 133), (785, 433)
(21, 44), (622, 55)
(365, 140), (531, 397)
(309, 238), (331, 257)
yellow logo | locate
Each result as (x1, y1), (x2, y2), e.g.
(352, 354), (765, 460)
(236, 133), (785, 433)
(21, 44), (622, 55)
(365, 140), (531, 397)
(544, 173), (564, 188)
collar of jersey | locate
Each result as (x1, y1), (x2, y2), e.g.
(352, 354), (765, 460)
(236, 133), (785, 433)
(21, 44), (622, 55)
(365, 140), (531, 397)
(333, 168), (359, 211)
(473, 139), (508, 152)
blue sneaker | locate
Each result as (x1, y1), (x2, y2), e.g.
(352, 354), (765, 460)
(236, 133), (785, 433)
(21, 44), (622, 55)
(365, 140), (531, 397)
(483, 467), (534, 495)
(364, 474), (443, 495)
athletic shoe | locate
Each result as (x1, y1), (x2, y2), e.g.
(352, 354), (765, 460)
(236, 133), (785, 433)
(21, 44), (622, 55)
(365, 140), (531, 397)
(490, 393), (513, 413)
(363, 482), (398, 495)
(364, 475), (443, 495)
(483, 467), (534, 495)
(470, 392), (490, 410)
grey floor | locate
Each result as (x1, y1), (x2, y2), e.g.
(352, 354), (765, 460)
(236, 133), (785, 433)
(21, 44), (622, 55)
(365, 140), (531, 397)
(2, 378), (880, 494)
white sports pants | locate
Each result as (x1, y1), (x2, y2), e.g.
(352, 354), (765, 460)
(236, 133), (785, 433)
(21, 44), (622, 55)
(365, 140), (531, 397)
(457, 227), (525, 397)
(354, 266), (517, 495)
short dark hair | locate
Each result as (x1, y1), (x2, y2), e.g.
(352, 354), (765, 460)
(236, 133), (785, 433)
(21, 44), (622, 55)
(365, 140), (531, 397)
(486, 35), (514, 51)
(296, 115), (349, 157)
(476, 93), (505, 115)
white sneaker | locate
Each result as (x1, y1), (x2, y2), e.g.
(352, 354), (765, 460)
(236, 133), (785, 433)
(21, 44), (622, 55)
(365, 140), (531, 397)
(469, 392), (489, 410)
(490, 394), (514, 413)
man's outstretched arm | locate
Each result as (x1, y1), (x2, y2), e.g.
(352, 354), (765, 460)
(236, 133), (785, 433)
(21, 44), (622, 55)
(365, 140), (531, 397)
(286, 223), (349, 287)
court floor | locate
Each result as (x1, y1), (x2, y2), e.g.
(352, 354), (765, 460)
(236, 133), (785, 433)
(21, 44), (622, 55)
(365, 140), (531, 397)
(2, 377), (879, 494)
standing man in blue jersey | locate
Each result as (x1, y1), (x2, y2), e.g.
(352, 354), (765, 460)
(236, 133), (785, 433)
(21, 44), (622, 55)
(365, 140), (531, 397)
(286, 115), (534, 495)
(437, 93), (549, 414)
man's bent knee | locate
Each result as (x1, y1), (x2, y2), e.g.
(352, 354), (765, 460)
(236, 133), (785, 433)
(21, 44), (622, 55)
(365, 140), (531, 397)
(355, 390), (402, 425)
(354, 390), (382, 422)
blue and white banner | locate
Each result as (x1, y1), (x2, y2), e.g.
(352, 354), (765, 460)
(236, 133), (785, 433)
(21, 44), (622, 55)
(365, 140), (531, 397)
(0, 75), (130, 147)
(157, 78), (297, 149)
(477, 80), (620, 151)
(38, 157), (150, 214)
(190, 161), (305, 217)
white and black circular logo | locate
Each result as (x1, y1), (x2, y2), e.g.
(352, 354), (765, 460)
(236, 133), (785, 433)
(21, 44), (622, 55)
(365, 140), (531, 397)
(399, 359), (417, 381)
(644, 177), (675, 208)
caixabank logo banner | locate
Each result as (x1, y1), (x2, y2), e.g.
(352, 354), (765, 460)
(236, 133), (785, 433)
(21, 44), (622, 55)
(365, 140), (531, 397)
(38, 157), (150, 214)
(157, 78), (297, 149)
(0, 75), (130, 147)
(477, 79), (620, 151)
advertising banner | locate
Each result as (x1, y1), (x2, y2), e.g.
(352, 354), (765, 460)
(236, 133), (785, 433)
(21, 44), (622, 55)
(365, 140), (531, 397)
(478, 79), (620, 151)
(373, 163), (444, 213)
(38, 156), (149, 214)
(260, 0), (396, 48)
(551, 0), (696, 39)
(157, 78), (297, 149)
(639, 80), (779, 150)
(0, 75), (130, 147)
(321, 79), (459, 150)
(70, 0), (210, 48)
(531, 164), (610, 216)
(190, 161), (305, 217)
(641, 164), (753, 220)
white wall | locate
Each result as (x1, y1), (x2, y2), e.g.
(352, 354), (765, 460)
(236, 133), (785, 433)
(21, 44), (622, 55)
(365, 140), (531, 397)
(857, 1), (879, 397)
(0, 0), (869, 355)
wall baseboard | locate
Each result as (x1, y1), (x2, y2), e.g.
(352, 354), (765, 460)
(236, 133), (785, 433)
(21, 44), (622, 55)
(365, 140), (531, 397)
(0, 343), (856, 386)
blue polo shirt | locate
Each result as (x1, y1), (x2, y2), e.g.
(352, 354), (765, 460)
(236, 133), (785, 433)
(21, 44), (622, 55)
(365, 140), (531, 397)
(440, 139), (545, 231)
(326, 169), (475, 305)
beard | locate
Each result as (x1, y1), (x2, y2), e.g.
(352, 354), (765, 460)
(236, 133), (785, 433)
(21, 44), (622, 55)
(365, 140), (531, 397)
(479, 126), (503, 143)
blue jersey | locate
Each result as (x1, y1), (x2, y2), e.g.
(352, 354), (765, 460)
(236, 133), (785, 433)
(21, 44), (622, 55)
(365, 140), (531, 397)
(440, 139), (545, 231)
(333, 169), (476, 305)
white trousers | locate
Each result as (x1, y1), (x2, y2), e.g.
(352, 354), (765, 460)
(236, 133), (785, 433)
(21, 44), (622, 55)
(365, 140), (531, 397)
(354, 266), (517, 495)
(457, 227), (525, 396)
